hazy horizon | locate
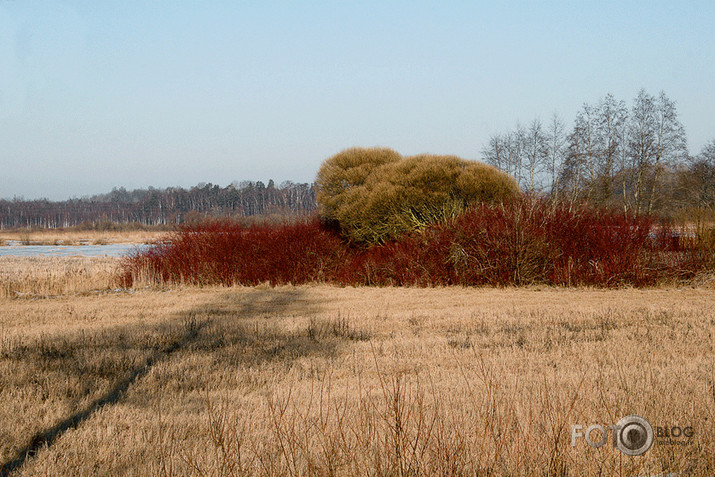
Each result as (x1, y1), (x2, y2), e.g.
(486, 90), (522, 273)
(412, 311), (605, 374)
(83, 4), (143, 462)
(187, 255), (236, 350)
(2, 1), (713, 201)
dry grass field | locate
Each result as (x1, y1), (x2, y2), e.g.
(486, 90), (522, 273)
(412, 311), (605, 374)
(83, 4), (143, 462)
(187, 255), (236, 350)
(0, 229), (164, 247)
(0, 257), (121, 299)
(0, 257), (713, 476)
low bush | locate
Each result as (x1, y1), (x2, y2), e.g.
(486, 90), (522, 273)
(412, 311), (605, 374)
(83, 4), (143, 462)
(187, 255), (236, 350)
(121, 199), (712, 288)
(120, 218), (347, 287)
(447, 202), (654, 286)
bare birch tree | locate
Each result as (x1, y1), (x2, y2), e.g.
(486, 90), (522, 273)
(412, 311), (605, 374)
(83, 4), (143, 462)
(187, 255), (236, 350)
(563, 102), (598, 205)
(595, 94), (628, 206)
(626, 89), (687, 214)
(646, 91), (687, 213)
(484, 128), (526, 189)
(482, 133), (509, 173)
(545, 113), (567, 202)
(522, 118), (548, 193)
(508, 124), (527, 188)
(627, 89), (657, 214)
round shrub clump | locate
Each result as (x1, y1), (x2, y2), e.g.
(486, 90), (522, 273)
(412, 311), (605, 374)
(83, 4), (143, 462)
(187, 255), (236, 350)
(315, 148), (520, 244)
(315, 147), (402, 224)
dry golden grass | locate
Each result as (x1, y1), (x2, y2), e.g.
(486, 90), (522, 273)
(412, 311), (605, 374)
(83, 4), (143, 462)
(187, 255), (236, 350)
(0, 257), (712, 476)
(0, 257), (122, 299)
(0, 229), (166, 246)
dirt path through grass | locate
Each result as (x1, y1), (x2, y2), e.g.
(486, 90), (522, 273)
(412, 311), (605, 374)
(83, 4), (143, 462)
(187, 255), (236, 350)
(1, 287), (340, 475)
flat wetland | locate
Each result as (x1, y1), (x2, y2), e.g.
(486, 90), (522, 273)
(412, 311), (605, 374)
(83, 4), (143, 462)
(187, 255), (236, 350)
(0, 253), (713, 475)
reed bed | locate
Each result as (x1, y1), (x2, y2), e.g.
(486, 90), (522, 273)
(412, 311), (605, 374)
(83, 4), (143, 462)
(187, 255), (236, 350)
(0, 256), (122, 298)
(0, 229), (165, 246)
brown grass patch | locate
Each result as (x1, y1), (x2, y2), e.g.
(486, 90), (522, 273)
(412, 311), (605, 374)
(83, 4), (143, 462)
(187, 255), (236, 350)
(0, 229), (165, 246)
(0, 259), (712, 475)
(0, 257), (123, 299)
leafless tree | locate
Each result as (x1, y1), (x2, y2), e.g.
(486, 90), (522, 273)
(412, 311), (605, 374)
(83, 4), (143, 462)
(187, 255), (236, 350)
(699, 139), (715, 166)
(562, 102), (598, 205)
(626, 89), (657, 214)
(482, 126), (527, 190)
(627, 89), (687, 214)
(646, 91), (687, 213)
(595, 94), (628, 206)
(675, 139), (715, 211)
(482, 133), (509, 173)
(508, 124), (527, 188)
(545, 113), (567, 202)
(523, 118), (548, 193)
(479, 89), (696, 216)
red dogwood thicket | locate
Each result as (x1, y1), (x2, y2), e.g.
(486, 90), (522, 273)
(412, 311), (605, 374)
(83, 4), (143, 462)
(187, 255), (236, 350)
(121, 199), (712, 288)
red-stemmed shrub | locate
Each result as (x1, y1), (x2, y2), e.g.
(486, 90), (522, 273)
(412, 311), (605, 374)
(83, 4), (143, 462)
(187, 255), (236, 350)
(335, 225), (458, 286)
(641, 220), (713, 283)
(343, 200), (657, 287)
(120, 198), (712, 288)
(120, 218), (347, 287)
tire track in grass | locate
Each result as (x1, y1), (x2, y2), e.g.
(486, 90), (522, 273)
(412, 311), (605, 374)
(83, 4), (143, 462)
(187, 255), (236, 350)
(0, 318), (206, 476)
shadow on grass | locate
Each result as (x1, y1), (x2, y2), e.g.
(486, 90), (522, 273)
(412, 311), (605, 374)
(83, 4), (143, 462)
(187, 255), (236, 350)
(0, 287), (335, 476)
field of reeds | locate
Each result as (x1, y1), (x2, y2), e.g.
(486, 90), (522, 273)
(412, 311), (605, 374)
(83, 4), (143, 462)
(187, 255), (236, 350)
(0, 229), (165, 247)
(0, 254), (713, 476)
(0, 256), (121, 299)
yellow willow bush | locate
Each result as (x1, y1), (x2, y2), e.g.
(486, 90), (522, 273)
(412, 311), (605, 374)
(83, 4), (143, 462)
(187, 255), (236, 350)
(316, 148), (520, 244)
(315, 147), (402, 222)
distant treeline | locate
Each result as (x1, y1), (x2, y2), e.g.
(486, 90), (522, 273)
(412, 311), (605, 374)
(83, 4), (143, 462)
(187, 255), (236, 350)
(0, 180), (316, 229)
(3, 89), (713, 230)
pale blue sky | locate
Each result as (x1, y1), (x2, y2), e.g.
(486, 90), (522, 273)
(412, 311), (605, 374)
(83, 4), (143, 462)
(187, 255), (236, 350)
(1, 0), (713, 200)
